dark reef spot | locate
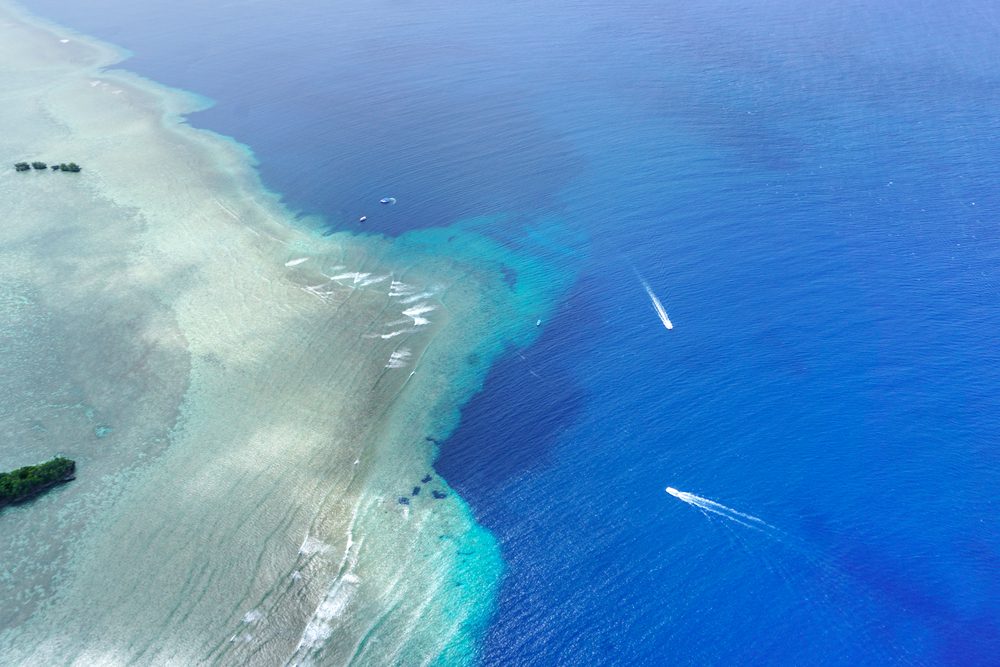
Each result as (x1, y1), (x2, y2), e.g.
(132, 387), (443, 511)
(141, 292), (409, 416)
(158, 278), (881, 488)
(412, 486), (421, 496)
(397, 497), (410, 505)
(421, 474), (432, 484)
(500, 265), (518, 289)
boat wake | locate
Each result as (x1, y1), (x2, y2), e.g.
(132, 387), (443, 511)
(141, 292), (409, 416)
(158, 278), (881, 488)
(664, 486), (924, 662)
(665, 486), (777, 533)
(640, 279), (673, 330)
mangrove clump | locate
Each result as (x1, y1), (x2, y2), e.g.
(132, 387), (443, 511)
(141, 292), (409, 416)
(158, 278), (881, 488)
(13, 161), (82, 173)
(0, 457), (76, 508)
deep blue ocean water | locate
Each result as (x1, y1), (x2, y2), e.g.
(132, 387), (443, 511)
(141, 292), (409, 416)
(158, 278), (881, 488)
(21, 0), (1000, 663)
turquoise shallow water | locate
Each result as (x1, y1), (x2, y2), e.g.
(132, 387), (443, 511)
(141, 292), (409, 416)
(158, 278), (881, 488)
(14, 0), (1000, 663)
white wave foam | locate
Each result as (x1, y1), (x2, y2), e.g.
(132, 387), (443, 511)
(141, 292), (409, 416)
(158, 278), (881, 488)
(386, 348), (412, 369)
(326, 271), (390, 288)
(299, 535), (332, 556)
(329, 271), (370, 284)
(243, 609), (263, 624)
(398, 290), (436, 304)
(403, 303), (436, 326)
(285, 257), (309, 267)
(379, 330), (408, 339)
(341, 500), (366, 562)
(359, 274), (389, 287)
(389, 280), (414, 297)
(294, 573), (360, 655)
(303, 284), (338, 301)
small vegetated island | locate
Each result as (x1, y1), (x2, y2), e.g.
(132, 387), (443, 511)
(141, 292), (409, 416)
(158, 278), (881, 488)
(0, 457), (76, 509)
(14, 161), (81, 172)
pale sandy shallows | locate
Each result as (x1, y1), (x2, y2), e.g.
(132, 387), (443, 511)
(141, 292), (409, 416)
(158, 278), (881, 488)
(0, 3), (565, 664)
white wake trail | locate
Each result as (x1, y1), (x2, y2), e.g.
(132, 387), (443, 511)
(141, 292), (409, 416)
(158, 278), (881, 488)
(641, 280), (673, 330)
(666, 487), (777, 533)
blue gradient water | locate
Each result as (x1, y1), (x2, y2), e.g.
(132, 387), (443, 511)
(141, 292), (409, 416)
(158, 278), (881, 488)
(20, 0), (1000, 663)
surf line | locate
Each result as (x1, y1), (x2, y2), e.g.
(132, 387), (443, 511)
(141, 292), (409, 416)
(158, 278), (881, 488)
(665, 486), (777, 533)
(640, 279), (673, 330)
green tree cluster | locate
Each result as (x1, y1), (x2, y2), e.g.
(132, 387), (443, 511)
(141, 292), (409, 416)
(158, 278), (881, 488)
(0, 457), (76, 506)
(13, 161), (82, 173)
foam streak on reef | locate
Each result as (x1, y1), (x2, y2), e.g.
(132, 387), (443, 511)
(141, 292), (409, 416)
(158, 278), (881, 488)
(0, 3), (569, 664)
